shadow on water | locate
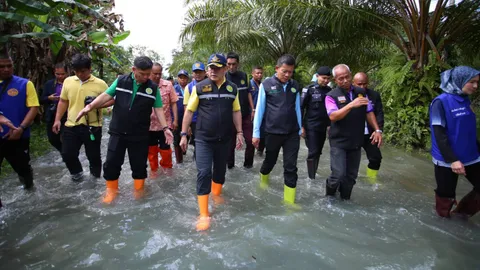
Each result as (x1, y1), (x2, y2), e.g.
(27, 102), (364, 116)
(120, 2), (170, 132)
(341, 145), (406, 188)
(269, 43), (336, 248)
(1, 124), (479, 269)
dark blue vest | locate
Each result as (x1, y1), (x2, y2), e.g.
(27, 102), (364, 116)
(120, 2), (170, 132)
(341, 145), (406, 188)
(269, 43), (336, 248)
(0, 76), (30, 138)
(262, 76), (299, 135)
(173, 84), (184, 121)
(195, 78), (238, 142)
(109, 73), (158, 137)
(430, 93), (479, 163)
(327, 86), (367, 149)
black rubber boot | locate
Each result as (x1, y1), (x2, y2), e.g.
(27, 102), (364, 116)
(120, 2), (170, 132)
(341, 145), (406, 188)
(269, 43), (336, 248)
(314, 158), (320, 175)
(174, 146), (183, 164)
(435, 193), (456, 218)
(451, 190), (480, 217)
(339, 184), (353, 200)
(19, 173), (34, 190)
(307, 159), (316, 179)
(325, 180), (337, 196)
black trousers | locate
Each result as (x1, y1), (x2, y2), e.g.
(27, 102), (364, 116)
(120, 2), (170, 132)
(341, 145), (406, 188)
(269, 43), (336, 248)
(327, 146), (362, 190)
(195, 139), (230, 195)
(62, 125), (102, 177)
(148, 131), (170, 149)
(0, 137), (33, 188)
(260, 132), (300, 188)
(228, 115), (254, 167)
(189, 122), (197, 146)
(257, 138), (265, 153)
(304, 125), (328, 160)
(434, 163), (480, 198)
(46, 121), (64, 153)
(362, 134), (382, 170)
(103, 134), (149, 180)
(173, 118), (183, 147)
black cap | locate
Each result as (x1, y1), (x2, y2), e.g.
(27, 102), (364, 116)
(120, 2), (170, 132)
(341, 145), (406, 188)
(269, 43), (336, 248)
(316, 66), (331, 76)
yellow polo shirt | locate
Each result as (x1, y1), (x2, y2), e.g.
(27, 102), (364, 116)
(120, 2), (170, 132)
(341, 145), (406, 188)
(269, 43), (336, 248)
(60, 75), (108, 127)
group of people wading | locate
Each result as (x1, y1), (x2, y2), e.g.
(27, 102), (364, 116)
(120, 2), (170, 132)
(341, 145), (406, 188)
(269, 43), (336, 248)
(0, 46), (479, 231)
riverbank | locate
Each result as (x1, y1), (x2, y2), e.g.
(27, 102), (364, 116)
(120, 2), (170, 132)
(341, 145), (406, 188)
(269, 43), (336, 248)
(0, 122), (51, 177)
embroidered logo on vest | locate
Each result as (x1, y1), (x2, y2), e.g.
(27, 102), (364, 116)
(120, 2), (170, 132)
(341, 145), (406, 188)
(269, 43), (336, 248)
(291, 87), (297, 93)
(7, 88), (18, 97)
(202, 85), (212, 92)
(241, 80), (245, 85)
(146, 88), (153, 95)
(226, 85), (233, 92)
(338, 96), (346, 103)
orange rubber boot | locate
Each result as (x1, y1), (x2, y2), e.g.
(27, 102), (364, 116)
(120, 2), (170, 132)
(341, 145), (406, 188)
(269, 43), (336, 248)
(159, 148), (173, 168)
(134, 179), (145, 200)
(196, 195), (211, 231)
(148, 146), (159, 173)
(103, 180), (119, 204)
(211, 181), (224, 205)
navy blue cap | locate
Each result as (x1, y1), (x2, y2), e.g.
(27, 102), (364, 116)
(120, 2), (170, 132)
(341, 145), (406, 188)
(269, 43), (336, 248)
(177, 69), (189, 77)
(207, 54), (227, 67)
(316, 66), (331, 76)
(192, 62), (205, 71)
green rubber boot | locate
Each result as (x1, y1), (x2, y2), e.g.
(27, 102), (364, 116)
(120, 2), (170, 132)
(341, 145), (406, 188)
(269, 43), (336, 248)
(260, 173), (269, 190)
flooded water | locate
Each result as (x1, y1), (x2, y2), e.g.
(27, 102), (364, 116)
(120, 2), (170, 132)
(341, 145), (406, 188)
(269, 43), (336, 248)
(1, 122), (479, 269)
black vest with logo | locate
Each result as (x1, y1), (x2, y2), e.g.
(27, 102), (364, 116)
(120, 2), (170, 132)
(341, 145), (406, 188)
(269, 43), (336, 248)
(226, 71), (250, 117)
(262, 76), (300, 135)
(195, 78), (238, 142)
(327, 86), (367, 149)
(109, 73), (158, 136)
(301, 83), (331, 130)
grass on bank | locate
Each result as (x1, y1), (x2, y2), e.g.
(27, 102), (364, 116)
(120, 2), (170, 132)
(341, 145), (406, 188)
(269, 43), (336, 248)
(0, 122), (51, 178)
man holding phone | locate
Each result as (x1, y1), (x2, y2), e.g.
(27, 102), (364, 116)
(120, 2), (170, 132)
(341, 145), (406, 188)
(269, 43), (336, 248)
(325, 64), (382, 200)
(41, 63), (68, 152)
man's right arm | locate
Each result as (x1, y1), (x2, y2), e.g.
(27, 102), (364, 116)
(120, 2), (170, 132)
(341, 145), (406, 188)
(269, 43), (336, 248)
(55, 83), (69, 122)
(328, 96), (368, 122)
(253, 83), (266, 138)
(40, 81), (51, 104)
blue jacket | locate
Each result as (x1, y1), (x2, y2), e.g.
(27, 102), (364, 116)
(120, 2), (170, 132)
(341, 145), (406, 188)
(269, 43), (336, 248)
(173, 84), (184, 122)
(0, 76), (31, 138)
(430, 93), (479, 163)
(187, 80), (199, 123)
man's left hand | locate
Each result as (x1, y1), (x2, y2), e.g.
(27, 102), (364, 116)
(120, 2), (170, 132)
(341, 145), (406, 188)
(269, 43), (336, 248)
(0, 116), (17, 133)
(7, 127), (23, 140)
(236, 133), (244, 150)
(250, 112), (254, 122)
(370, 131), (383, 147)
(76, 104), (92, 122)
(164, 129), (174, 145)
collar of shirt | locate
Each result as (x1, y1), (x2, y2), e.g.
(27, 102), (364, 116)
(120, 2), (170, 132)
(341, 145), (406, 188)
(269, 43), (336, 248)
(74, 75), (95, 84)
(130, 73), (142, 86)
(273, 74), (290, 91)
(215, 77), (226, 89)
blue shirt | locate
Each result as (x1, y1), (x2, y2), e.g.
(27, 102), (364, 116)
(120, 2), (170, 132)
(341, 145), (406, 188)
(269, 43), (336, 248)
(253, 75), (302, 138)
(250, 78), (261, 108)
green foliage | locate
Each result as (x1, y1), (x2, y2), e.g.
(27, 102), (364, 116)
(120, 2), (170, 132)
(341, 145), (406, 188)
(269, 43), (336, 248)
(374, 51), (443, 150)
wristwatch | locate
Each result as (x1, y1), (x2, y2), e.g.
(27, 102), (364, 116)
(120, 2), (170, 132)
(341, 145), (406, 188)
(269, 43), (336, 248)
(375, 129), (383, 134)
(180, 132), (188, 137)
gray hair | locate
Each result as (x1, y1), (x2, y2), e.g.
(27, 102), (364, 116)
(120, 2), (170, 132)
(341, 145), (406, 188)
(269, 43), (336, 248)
(332, 64), (351, 78)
